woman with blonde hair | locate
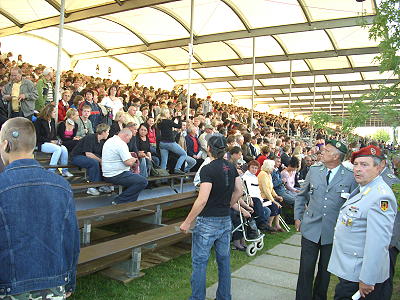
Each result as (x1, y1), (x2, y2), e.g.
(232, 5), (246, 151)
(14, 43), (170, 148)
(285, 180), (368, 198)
(34, 104), (72, 177)
(57, 108), (80, 152)
(292, 145), (303, 170)
(258, 159), (285, 232)
(156, 108), (189, 174)
(109, 110), (126, 137)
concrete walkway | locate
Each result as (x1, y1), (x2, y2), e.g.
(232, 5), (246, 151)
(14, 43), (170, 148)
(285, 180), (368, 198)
(206, 233), (302, 300)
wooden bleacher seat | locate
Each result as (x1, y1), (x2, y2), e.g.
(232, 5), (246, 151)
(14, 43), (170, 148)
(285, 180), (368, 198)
(77, 191), (197, 245)
(78, 221), (188, 281)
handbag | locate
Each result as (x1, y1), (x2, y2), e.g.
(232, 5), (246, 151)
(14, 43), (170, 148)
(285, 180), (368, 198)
(150, 165), (170, 177)
(130, 152), (140, 174)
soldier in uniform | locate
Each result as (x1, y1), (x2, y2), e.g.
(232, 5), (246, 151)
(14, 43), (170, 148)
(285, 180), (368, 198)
(294, 140), (357, 300)
(328, 145), (397, 299)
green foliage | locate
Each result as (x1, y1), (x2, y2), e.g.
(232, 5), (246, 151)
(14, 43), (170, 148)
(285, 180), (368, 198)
(353, 0), (400, 128)
(371, 129), (391, 142)
(310, 112), (333, 129)
(341, 99), (370, 134)
(369, 0), (400, 75)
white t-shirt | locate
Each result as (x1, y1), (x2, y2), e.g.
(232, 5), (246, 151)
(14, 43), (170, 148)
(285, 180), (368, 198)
(101, 96), (124, 119)
(102, 135), (132, 177)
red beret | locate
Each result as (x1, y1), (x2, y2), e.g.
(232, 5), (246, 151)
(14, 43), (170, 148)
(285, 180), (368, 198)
(351, 145), (383, 164)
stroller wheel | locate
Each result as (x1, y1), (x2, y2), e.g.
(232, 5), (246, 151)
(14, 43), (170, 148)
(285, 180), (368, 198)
(246, 243), (257, 256)
(256, 239), (264, 250)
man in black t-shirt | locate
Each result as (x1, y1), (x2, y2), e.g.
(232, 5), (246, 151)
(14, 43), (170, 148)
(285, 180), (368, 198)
(180, 135), (243, 300)
(71, 123), (109, 196)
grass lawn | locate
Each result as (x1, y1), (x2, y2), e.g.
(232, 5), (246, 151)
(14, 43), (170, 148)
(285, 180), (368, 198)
(71, 227), (296, 300)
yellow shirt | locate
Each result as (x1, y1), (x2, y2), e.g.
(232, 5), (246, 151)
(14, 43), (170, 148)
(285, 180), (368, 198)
(257, 170), (277, 201)
(11, 82), (22, 112)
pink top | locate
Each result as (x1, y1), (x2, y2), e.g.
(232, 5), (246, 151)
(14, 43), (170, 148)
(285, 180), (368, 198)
(64, 129), (74, 139)
(281, 169), (299, 193)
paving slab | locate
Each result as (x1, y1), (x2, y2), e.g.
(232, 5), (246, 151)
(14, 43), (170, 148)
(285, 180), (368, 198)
(233, 264), (298, 290)
(250, 254), (300, 274)
(267, 244), (301, 260)
(206, 277), (296, 300)
(282, 234), (302, 247)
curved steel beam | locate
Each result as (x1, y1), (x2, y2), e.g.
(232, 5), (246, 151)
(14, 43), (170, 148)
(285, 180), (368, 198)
(227, 66), (239, 78)
(99, 16), (150, 47)
(152, 6), (193, 36)
(194, 69), (206, 80)
(270, 36), (288, 57)
(297, 0), (312, 25)
(142, 52), (166, 68)
(64, 26), (109, 52)
(164, 72), (176, 82)
(111, 56), (132, 71)
(223, 41), (243, 61)
(21, 32), (71, 57)
(323, 29), (339, 55)
(0, 8), (23, 28)
(220, 0), (251, 33)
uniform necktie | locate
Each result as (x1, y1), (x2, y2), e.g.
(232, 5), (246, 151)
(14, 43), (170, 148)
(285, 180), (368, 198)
(326, 170), (331, 185)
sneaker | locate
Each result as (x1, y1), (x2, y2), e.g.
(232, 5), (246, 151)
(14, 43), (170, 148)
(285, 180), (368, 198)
(111, 201), (118, 205)
(87, 187), (100, 196)
(173, 169), (186, 175)
(62, 171), (74, 177)
(99, 186), (112, 193)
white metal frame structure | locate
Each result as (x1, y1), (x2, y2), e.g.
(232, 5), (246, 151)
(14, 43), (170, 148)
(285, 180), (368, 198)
(0, 0), (396, 125)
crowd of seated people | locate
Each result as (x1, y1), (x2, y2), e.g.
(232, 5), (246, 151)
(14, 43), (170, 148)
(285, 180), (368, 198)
(0, 49), (380, 204)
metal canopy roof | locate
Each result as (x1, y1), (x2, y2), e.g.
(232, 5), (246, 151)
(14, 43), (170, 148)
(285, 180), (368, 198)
(0, 0), (397, 124)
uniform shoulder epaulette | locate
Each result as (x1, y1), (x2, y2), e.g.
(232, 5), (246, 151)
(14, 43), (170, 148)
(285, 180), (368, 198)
(342, 165), (354, 172)
(387, 173), (397, 179)
(377, 184), (387, 195)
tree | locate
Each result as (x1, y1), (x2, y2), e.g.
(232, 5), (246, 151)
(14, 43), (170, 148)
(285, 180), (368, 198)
(367, 0), (400, 128)
(342, 0), (400, 133)
(371, 129), (391, 143)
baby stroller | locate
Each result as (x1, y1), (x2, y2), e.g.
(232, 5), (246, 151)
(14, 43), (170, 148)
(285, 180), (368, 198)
(231, 179), (265, 256)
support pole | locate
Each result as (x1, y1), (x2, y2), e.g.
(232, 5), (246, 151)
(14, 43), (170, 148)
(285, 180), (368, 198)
(310, 75), (316, 140)
(329, 85), (332, 115)
(186, 0), (195, 122)
(287, 60), (293, 136)
(250, 37), (256, 131)
(341, 93), (345, 133)
(54, 0), (66, 124)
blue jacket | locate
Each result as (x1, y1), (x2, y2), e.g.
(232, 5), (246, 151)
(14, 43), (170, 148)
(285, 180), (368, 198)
(185, 134), (200, 157)
(272, 169), (285, 193)
(0, 159), (80, 296)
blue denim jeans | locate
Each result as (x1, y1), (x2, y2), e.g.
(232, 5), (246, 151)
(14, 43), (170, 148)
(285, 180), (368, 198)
(185, 156), (197, 172)
(139, 158), (150, 178)
(71, 155), (101, 182)
(276, 189), (296, 206)
(190, 216), (232, 300)
(104, 171), (148, 203)
(159, 141), (187, 171)
(40, 142), (69, 172)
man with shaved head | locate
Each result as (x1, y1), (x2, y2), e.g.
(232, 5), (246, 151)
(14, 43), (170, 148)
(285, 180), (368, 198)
(0, 118), (79, 299)
(102, 128), (148, 204)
